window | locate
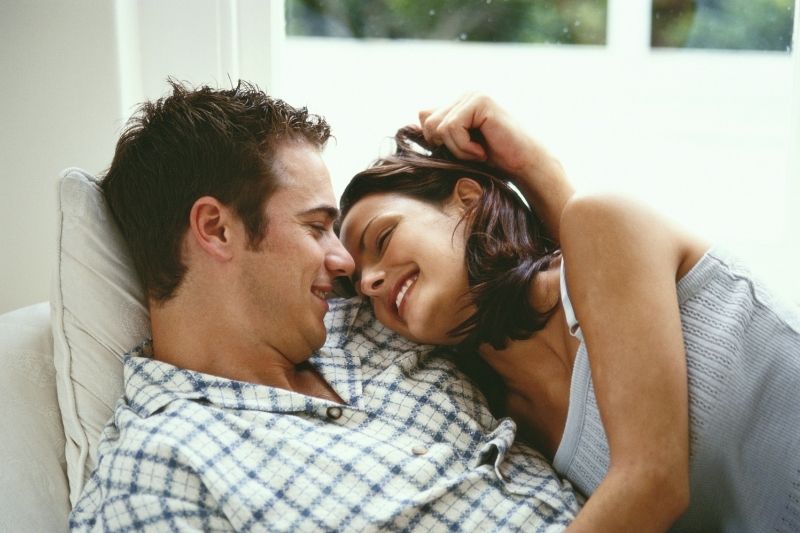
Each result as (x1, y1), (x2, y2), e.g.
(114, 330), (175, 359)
(280, 0), (800, 303)
(652, 0), (794, 51)
(287, 0), (795, 50)
(287, 0), (608, 45)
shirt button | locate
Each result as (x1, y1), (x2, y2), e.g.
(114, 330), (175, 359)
(326, 406), (343, 420)
(411, 445), (428, 456)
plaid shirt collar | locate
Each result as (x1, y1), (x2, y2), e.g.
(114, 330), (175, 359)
(122, 298), (404, 418)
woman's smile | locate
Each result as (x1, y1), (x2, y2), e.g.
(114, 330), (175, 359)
(339, 192), (474, 345)
(392, 271), (418, 318)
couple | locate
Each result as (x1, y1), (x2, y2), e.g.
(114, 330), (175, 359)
(70, 81), (799, 531)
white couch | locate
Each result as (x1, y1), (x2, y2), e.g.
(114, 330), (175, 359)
(0, 302), (70, 531)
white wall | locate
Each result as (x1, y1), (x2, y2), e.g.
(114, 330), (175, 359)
(0, 0), (279, 314)
(0, 0), (121, 314)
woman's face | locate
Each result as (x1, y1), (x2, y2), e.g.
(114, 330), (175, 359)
(338, 192), (475, 345)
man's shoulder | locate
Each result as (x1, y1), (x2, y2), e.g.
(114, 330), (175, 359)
(72, 397), (230, 531)
(109, 354), (235, 459)
(105, 394), (216, 454)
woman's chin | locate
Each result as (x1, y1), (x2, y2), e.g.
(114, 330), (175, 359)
(407, 326), (459, 346)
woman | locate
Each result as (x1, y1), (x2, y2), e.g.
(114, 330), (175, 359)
(337, 95), (800, 532)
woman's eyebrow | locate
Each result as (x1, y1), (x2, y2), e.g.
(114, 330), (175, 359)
(359, 215), (379, 252)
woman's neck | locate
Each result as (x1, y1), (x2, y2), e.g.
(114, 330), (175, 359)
(476, 258), (579, 456)
(478, 308), (575, 395)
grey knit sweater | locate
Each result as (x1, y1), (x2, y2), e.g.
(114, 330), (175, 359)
(553, 247), (800, 532)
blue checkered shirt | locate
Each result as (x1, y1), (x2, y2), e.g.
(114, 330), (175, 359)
(70, 298), (580, 531)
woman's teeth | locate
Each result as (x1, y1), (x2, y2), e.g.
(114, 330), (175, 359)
(395, 275), (418, 310)
(313, 289), (327, 299)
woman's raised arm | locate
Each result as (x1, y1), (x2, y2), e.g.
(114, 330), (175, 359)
(418, 93), (573, 239)
(559, 194), (706, 531)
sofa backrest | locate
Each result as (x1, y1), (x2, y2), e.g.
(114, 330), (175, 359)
(0, 302), (70, 531)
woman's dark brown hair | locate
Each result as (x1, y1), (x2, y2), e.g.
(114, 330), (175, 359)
(339, 126), (559, 352)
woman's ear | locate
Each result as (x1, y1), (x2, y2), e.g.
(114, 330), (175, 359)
(448, 177), (483, 214)
(188, 196), (236, 262)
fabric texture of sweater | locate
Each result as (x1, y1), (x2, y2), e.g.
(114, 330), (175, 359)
(553, 247), (800, 532)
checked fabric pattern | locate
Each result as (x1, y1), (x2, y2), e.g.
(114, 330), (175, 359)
(69, 298), (580, 531)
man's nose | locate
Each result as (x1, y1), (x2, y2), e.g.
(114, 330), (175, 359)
(327, 237), (355, 276)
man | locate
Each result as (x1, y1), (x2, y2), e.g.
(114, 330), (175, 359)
(69, 81), (580, 531)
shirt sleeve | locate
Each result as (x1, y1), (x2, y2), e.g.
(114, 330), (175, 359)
(71, 491), (232, 532)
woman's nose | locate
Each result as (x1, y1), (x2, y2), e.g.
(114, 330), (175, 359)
(360, 268), (386, 296)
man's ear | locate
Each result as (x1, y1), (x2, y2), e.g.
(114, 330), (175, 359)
(188, 196), (236, 261)
(447, 177), (483, 214)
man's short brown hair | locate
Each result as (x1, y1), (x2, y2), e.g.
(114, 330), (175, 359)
(102, 80), (331, 302)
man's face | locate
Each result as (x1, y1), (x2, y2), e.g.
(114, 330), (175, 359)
(237, 140), (354, 362)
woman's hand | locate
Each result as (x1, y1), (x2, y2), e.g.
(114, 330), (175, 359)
(418, 93), (537, 173)
(418, 93), (574, 239)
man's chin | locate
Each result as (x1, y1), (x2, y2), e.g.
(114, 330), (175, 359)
(308, 323), (327, 351)
(310, 338), (325, 352)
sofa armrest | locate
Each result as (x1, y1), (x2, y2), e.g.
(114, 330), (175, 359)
(0, 302), (70, 532)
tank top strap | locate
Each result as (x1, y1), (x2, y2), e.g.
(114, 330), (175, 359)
(559, 260), (584, 341)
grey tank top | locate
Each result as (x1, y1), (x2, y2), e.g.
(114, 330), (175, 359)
(553, 247), (800, 532)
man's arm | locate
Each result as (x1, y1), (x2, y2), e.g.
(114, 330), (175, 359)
(418, 93), (574, 239)
(68, 423), (233, 532)
(71, 493), (232, 532)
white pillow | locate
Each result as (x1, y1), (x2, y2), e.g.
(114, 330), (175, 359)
(51, 168), (150, 506)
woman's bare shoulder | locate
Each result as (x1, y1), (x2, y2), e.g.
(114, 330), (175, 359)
(559, 193), (709, 280)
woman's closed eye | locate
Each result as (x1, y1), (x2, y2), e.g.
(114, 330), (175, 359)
(376, 225), (395, 253)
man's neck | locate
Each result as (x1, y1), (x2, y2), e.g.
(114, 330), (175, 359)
(149, 299), (342, 403)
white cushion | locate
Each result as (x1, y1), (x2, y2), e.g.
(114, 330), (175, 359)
(0, 302), (70, 531)
(51, 168), (150, 505)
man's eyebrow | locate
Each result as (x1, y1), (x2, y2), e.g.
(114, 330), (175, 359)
(297, 205), (340, 220)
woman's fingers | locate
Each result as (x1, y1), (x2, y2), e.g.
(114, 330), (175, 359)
(419, 105), (449, 145)
(443, 97), (489, 160)
(439, 120), (486, 160)
(419, 96), (487, 160)
(418, 108), (433, 125)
